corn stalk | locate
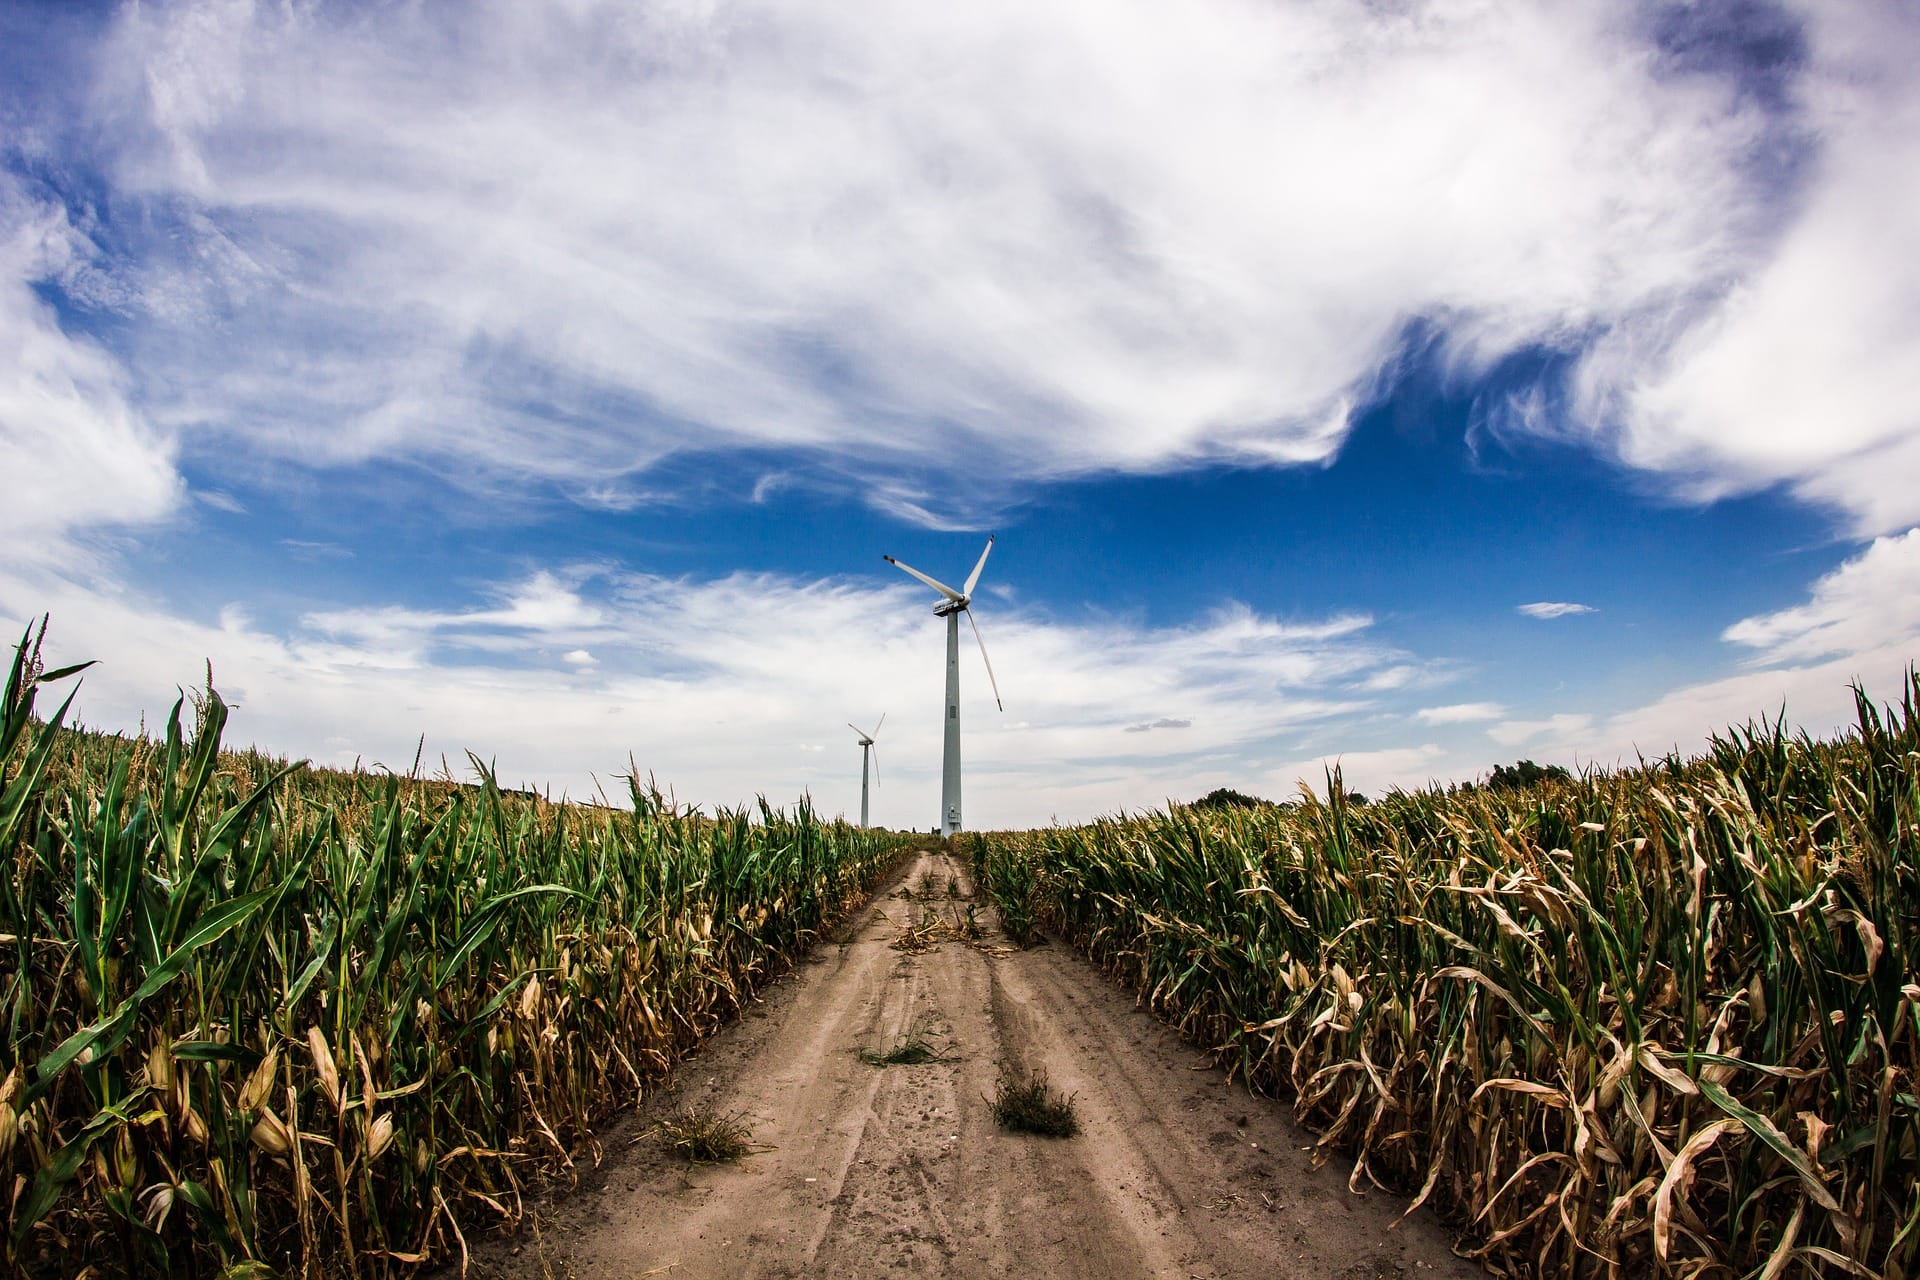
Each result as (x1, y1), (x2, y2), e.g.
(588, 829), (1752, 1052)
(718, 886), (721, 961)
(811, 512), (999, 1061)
(1, 625), (910, 1277)
(977, 674), (1920, 1278)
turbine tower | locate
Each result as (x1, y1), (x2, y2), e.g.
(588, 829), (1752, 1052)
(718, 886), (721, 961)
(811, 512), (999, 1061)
(849, 714), (884, 828)
(883, 536), (1002, 837)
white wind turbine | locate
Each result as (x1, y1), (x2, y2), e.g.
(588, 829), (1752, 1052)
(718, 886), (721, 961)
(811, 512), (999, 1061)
(882, 536), (1003, 837)
(849, 713), (885, 828)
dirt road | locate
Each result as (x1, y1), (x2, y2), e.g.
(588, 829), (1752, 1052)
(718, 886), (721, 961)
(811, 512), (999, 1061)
(476, 850), (1478, 1279)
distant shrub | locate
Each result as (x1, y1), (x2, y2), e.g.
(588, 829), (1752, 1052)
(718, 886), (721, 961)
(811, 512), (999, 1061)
(1191, 786), (1271, 810)
(1485, 759), (1573, 792)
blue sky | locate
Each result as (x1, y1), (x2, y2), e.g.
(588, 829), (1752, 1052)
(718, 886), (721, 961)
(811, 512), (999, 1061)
(3, 0), (1918, 827)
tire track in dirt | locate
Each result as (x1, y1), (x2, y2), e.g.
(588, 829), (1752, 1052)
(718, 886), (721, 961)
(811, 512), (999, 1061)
(470, 851), (1480, 1279)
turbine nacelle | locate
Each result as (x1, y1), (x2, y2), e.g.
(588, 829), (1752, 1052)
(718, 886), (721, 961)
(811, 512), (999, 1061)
(882, 535), (1002, 712)
(848, 713), (884, 750)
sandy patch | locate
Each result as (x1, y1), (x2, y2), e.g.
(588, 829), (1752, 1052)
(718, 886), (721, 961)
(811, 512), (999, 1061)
(458, 850), (1478, 1280)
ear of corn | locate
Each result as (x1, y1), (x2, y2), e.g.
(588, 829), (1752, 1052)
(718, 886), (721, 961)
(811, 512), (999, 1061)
(1, 625), (909, 1276)
(974, 672), (1920, 1278)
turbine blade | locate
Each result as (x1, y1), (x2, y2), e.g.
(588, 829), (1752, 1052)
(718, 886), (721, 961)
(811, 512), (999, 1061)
(883, 555), (963, 601)
(848, 722), (868, 740)
(871, 747), (880, 788)
(966, 608), (1004, 712)
(874, 711), (886, 736)
(962, 534), (995, 598)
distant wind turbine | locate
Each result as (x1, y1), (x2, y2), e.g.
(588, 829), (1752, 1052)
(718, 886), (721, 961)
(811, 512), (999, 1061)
(849, 714), (885, 828)
(883, 536), (1003, 836)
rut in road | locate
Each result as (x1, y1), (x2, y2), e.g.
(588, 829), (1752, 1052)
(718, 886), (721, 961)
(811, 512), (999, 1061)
(476, 850), (1479, 1280)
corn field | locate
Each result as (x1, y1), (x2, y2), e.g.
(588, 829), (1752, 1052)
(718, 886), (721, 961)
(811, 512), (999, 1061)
(1, 630), (910, 1277)
(974, 677), (1920, 1278)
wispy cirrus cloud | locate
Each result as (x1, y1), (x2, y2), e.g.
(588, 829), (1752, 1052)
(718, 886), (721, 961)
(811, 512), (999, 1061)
(304, 571), (610, 658)
(1720, 528), (1920, 666)
(1124, 717), (1192, 734)
(1488, 713), (1595, 748)
(1588, 5), (1920, 537)
(279, 539), (352, 561)
(4, 0), (1918, 831)
(2, 1), (1913, 548)
(1263, 743), (1448, 802)
(1482, 531), (1920, 768)
(13, 0), (1892, 531)
(1416, 702), (1506, 725)
(197, 490), (247, 515)
(0, 564), (1411, 827)
(1517, 601), (1596, 619)
(0, 187), (182, 564)
(1356, 663), (1454, 693)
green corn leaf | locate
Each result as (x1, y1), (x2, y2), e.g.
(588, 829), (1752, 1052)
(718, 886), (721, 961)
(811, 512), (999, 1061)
(27, 888), (276, 1106)
(169, 1039), (259, 1064)
(437, 884), (588, 985)
(10, 1090), (149, 1248)
(0, 684), (84, 856)
(1697, 1078), (1841, 1212)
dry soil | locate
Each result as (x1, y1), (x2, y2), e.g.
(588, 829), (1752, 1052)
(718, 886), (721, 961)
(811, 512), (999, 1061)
(462, 849), (1480, 1280)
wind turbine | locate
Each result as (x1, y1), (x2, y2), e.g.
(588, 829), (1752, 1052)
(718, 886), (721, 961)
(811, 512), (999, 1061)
(882, 536), (1002, 837)
(849, 714), (884, 828)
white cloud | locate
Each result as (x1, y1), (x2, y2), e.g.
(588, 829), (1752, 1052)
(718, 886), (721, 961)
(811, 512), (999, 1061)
(1721, 528), (1920, 666)
(0, 180), (182, 563)
(9, 1), (1919, 830)
(1588, 531), (1920, 759)
(0, 564), (1409, 829)
(1488, 713), (1594, 748)
(302, 571), (609, 662)
(279, 539), (351, 560)
(1516, 601), (1595, 619)
(1359, 666), (1420, 692)
(10, 528), (1917, 826)
(1416, 701), (1505, 724)
(0, 1), (1909, 545)
(1480, 530), (1920, 767)
(1263, 744), (1448, 802)
(749, 473), (792, 505)
(1593, 4), (1920, 536)
(196, 489), (247, 514)
(50, 0), (1808, 522)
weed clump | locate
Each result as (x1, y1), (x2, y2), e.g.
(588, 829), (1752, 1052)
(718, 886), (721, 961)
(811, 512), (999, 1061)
(859, 1019), (956, 1066)
(860, 1037), (953, 1066)
(992, 1074), (1079, 1137)
(653, 1109), (761, 1162)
